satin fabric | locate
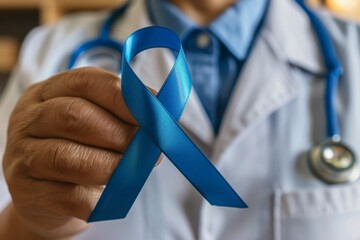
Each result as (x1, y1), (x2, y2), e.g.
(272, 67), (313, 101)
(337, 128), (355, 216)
(89, 27), (246, 222)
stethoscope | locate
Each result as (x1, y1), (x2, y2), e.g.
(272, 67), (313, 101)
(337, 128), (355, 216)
(295, 0), (359, 184)
(67, 0), (359, 185)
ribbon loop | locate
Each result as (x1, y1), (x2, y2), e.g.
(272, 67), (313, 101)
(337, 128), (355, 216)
(88, 26), (247, 222)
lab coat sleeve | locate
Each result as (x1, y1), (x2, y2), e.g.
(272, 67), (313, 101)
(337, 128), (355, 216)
(0, 25), (52, 212)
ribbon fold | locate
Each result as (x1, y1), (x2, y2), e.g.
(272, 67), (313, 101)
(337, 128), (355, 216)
(88, 26), (247, 222)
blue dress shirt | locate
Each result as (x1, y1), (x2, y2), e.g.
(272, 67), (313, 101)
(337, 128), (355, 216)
(146, 0), (268, 133)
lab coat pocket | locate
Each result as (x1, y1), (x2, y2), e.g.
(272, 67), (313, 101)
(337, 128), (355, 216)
(274, 184), (360, 240)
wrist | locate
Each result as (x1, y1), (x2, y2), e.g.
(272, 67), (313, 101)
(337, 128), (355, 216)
(0, 203), (73, 240)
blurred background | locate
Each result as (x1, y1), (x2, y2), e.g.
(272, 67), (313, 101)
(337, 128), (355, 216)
(0, 0), (359, 93)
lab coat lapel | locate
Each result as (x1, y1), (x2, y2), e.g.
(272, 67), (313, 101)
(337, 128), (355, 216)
(114, 0), (215, 145)
(213, 0), (325, 162)
(212, 35), (299, 161)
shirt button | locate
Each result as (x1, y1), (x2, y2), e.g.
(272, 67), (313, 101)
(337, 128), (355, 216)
(196, 32), (211, 49)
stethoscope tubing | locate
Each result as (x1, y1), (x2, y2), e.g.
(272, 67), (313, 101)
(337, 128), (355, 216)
(100, 1), (130, 37)
(67, 2), (129, 70)
(295, 0), (343, 139)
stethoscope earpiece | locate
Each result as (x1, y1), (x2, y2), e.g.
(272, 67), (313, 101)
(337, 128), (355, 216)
(308, 139), (359, 184)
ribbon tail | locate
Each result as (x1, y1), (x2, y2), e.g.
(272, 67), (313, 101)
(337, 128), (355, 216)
(149, 121), (248, 208)
(123, 69), (248, 209)
(88, 129), (161, 222)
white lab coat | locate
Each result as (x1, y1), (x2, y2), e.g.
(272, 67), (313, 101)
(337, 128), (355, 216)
(1, 0), (360, 239)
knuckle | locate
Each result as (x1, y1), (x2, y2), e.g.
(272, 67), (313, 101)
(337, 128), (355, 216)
(58, 186), (96, 219)
(30, 100), (52, 127)
(41, 67), (99, 100)
(107, 121), (137, 151)
(39, 78), (55, 101)
(8, 104), (42, 138)
(58, 99), (91, 134)
(50, 143), (84, 176)
(92, 150), (119, 180)
(4, 139), (37, 177)
(65, 67), (104, 97)
(20, 140), (38, 173)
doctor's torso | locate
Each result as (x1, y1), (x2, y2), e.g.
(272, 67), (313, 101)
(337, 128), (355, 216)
(1, 0), (360, 239)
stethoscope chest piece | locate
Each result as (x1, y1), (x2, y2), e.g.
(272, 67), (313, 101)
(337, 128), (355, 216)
(308, 139), (359, 184)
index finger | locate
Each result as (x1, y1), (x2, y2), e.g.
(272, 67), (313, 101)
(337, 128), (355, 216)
(38, 67), (137, 125)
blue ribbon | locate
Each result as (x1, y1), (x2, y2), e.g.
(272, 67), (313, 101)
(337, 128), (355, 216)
(88, 26), (247, 222)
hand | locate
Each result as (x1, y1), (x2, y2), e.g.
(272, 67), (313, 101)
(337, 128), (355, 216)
(1, 67), (150, 239)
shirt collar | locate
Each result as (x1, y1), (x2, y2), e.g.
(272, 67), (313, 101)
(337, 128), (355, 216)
(118, 0), (325, 75)
(146, 0), (269, 60)
(209, 0), (268, 59)
(146, 0), (196, 39)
